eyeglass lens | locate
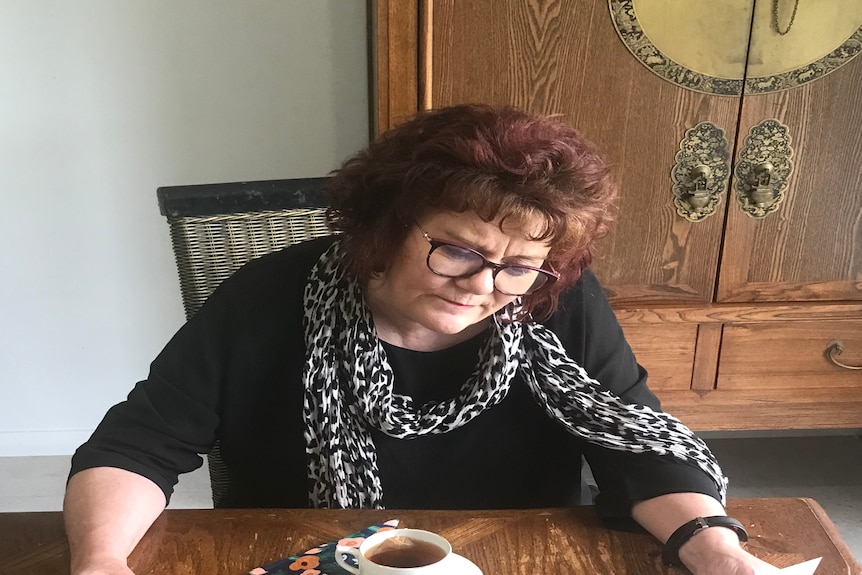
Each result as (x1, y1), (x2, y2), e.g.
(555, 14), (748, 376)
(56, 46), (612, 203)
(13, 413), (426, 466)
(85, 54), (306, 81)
(427, 242), (552, 295)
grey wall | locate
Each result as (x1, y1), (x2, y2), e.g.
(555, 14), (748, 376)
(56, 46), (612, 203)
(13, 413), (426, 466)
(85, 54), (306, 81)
(0, 1), (370, 455)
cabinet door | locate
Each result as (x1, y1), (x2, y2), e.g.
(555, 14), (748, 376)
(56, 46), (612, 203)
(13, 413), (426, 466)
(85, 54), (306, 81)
(717, 2), (862, 303)
(378, 0), (746, 304)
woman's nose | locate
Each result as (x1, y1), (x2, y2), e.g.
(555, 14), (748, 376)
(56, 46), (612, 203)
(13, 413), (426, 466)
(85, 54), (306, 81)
(456, 267), (496, 294)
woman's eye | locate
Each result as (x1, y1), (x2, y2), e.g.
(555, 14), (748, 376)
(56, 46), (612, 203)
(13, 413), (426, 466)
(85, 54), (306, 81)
(503, 266), (535, 277)
(438, 244), (478, 262)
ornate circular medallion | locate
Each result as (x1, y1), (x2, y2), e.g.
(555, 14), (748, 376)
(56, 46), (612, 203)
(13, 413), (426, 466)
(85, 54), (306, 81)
(609, 0), (862, 95)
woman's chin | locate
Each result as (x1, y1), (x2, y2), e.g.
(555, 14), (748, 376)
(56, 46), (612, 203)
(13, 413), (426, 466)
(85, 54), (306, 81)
(427, 314), (490, 338)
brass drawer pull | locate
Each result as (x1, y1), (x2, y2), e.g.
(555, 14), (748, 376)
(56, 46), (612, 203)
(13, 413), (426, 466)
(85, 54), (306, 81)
(825, 340), (862, 371)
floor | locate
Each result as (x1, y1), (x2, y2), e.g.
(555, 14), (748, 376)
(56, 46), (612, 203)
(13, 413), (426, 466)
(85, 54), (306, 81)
(1, 435), (860, 562)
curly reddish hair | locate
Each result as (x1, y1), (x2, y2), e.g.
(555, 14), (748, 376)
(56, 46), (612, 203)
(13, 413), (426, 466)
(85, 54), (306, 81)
(325, 103), (617, 321)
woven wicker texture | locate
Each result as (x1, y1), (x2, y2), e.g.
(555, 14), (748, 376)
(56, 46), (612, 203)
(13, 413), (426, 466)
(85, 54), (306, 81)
(169, 208), (330, 318)
(165, 206), (331, 506)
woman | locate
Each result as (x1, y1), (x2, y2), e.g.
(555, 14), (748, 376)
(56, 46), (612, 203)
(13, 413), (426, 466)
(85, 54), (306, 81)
(65, 104), (778, 574)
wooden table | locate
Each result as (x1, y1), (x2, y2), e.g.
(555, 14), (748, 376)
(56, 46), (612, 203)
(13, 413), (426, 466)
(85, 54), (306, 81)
(1, 498), (859, 574)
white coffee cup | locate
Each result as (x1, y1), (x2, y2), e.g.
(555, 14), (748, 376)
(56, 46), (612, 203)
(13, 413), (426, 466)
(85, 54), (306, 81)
(335, 528), (452, 574)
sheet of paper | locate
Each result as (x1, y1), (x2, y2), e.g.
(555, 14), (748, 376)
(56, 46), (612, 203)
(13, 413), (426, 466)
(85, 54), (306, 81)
(778, 557), (822, 575)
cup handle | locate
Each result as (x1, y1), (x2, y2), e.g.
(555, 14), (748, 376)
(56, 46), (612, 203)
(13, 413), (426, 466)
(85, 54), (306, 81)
(334, 545), (362, 574)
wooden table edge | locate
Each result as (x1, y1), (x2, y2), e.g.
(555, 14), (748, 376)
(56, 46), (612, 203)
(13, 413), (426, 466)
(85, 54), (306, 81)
(798, 497), (862, 574)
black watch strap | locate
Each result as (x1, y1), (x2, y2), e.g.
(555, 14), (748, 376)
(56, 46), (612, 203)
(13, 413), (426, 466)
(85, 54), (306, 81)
(662, 515), (749, 566)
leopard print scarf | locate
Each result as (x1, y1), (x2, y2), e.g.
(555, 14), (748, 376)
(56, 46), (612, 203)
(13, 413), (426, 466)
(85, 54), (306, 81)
(302, 241), (727, 508)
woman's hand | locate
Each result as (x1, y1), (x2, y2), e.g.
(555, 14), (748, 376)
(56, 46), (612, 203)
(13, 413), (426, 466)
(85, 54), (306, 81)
(679, 526), (780, 574)
(631, 492), (783, 574)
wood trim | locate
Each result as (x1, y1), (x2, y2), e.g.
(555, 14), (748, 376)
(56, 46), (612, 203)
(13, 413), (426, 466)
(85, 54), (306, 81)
(601, 283), (707, 303)
(614, 302), (862, 324)
(419, 0), (433, 110)
(371, 0), (388, 135)
(373, 0), (420, 135)
(691, 324), (722, 392)
(659, 387), (862, 431)
(718, 280), (862, 303)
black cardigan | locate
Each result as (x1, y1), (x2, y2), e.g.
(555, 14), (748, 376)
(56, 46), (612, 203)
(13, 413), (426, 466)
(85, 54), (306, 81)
(70, 236), (718, 523)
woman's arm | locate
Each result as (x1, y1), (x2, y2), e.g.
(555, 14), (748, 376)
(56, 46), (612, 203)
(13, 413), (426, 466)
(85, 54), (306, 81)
(550, 275), (779, 573)
(64, 467), (166, 575)
(632, 492), (780, 575)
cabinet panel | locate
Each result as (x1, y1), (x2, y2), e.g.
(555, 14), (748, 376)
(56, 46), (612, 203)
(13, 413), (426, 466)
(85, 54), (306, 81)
(717, 11), (862, 302)
(718, 321), (862, 390)
(423, 0), (743, 304)
(621, 324), (698, 392)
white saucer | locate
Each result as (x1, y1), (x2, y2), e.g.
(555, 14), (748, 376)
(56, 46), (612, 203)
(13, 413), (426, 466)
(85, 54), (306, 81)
(443, 553), (483, 574)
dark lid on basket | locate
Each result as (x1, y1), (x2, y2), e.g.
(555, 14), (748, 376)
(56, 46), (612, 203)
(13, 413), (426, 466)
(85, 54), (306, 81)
(157, 177), (329, 218)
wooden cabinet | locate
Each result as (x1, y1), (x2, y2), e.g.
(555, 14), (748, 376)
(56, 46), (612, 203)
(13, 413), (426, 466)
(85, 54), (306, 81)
(374, 0), (862, 430)
(614, 306), (862, 430)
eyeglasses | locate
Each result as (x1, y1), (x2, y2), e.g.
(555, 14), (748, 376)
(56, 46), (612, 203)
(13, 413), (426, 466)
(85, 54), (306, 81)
(417, 223), (559, 296)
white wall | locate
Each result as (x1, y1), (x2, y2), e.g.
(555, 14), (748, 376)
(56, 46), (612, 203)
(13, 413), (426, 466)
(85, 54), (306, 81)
(0, 1), (370, 455)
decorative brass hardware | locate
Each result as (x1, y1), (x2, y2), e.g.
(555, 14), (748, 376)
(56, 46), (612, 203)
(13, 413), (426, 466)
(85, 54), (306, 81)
(747, 8), (862, 94)
(748, 162), (776, 208)
(671, 123), (730, 221)
(608, 0), (862, 95)
(772, 0), (800, 35)
(825, 340), (862, 371)
(608, 0), (744, 95)
(734, 119), (793, 219)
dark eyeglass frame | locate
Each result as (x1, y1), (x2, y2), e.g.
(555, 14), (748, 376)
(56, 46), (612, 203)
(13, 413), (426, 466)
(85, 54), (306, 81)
(416, 222), (560, 296)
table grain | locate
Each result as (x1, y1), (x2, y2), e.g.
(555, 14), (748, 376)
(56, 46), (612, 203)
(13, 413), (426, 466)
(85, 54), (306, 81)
(1, 498), (859, 574)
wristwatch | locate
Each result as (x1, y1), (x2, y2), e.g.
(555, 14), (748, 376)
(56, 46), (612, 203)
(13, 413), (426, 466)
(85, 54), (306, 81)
(662, 515), (749, 566)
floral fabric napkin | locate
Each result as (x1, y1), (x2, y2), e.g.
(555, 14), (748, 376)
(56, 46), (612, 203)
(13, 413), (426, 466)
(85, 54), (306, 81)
(249, 519), (400, 575)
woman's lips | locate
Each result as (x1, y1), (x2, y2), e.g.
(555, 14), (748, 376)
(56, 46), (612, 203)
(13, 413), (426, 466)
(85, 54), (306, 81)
(439, 296), (476, 309)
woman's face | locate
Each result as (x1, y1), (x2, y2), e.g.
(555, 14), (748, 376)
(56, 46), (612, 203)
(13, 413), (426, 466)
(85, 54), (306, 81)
(365, 210), (551, 350)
